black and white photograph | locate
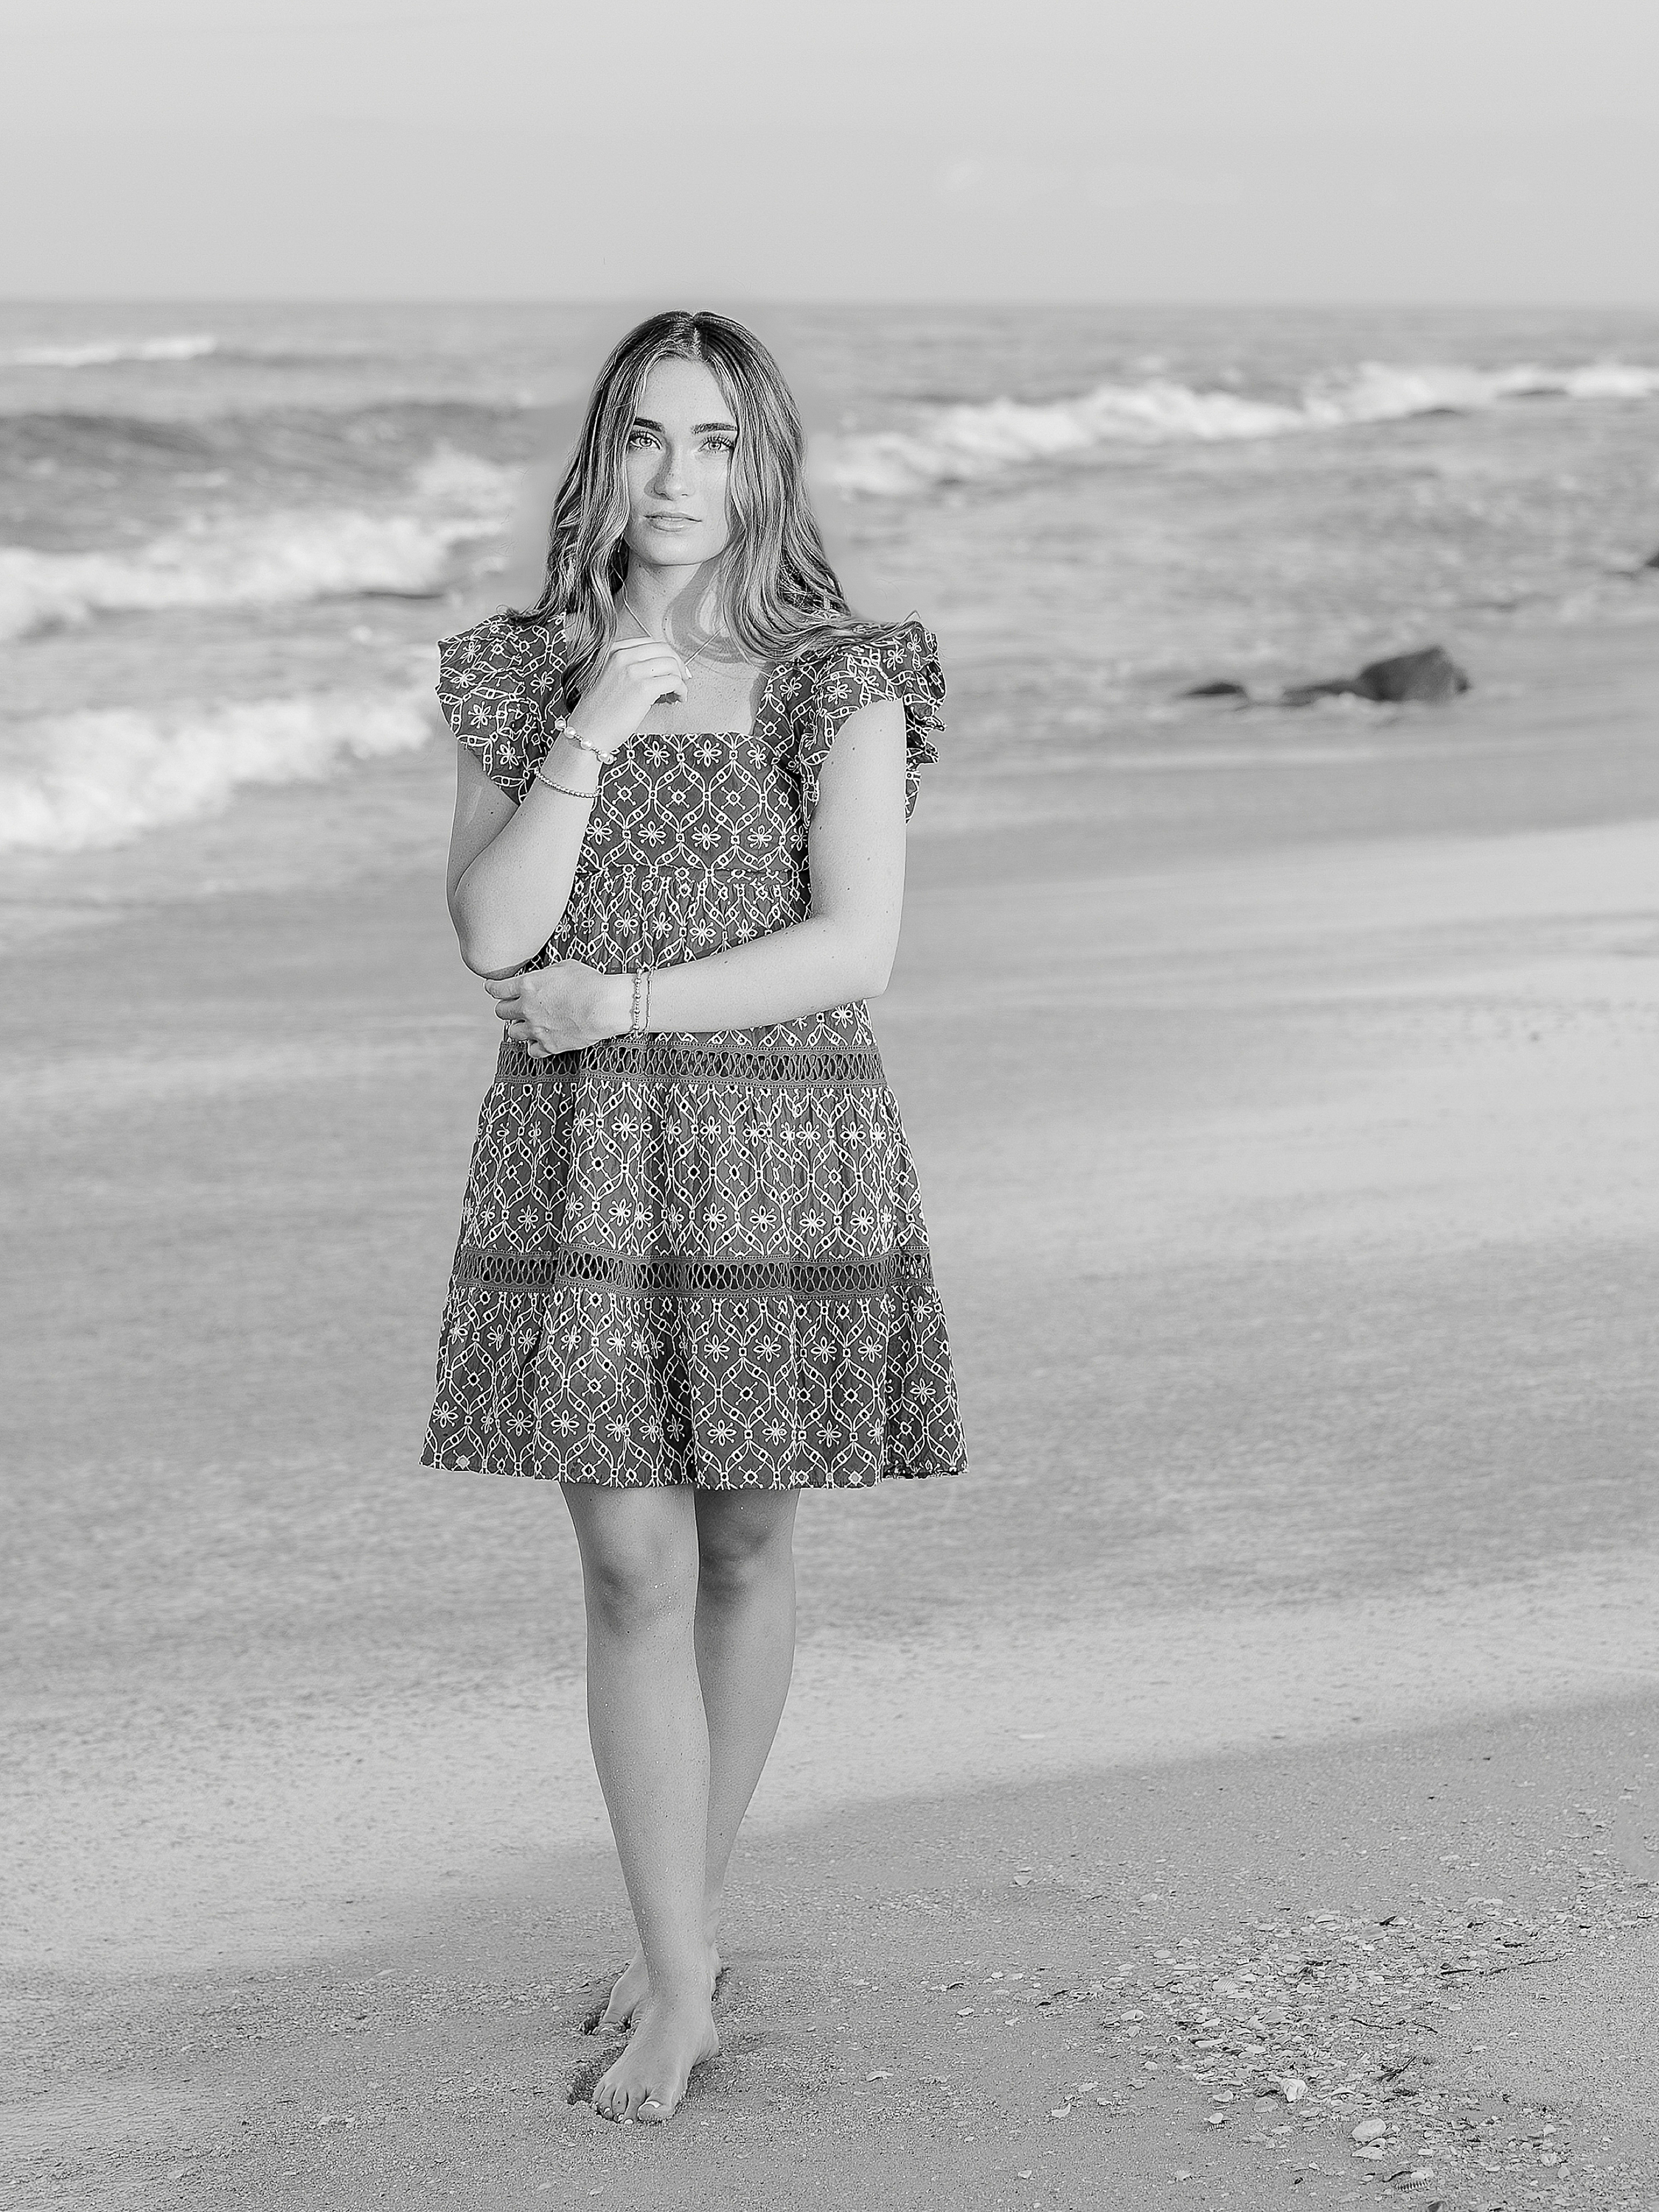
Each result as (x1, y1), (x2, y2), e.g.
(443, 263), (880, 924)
(2, 1), (1655, 2205)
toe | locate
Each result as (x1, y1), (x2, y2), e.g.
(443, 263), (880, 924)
(600, 1960), (646, 2030)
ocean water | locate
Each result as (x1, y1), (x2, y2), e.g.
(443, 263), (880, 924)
(2, 301), (1657, 908)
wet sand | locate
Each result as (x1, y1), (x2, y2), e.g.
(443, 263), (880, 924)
(7, 1700), (1657, 2211)
(3, 616), (1658, 2205)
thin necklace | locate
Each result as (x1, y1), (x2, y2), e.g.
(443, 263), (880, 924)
(622, 591), (708, 676)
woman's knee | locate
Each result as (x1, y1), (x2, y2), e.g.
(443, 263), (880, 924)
(696, 1494), (798, 1602)
(568, 1490), (700, 1635)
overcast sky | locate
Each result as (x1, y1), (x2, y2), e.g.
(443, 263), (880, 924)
(4, 0), (1653, 302)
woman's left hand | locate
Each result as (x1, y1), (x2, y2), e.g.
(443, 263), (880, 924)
(486, 963), (631, 1057)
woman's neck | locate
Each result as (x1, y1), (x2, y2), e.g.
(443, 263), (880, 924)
(620, 557), (721, 647)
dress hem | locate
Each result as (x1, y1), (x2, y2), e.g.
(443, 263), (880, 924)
(414, 1448), (967, 1491)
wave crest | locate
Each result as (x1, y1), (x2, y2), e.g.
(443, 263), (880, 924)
(1, 333), (219, 370)
(0, 507), (488, 642)
(0, 439), (519, 640)
(0, 686), (434, 852)
(410, 443), (521, 512)
(824, 358), (1659, 495)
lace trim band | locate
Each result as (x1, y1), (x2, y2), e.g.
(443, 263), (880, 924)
(452, 1247), (938, 1297)
(494, 1042), (889, 1086)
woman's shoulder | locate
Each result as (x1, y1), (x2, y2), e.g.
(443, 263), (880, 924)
(779, 616), (946, 819)
(436, 608), (567, 797)
(437, 608), (566, 708)
(772, 616), (945, 727)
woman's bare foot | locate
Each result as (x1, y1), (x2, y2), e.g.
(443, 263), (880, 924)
(592, 1989), (718, 2124)
(597, 1938), (722, 2032)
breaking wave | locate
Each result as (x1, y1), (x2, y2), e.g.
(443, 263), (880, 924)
(825, 358), (1659, 495)
(408, 444), (522, 512)
(0, 451), (516, 642)
(0, 685), (434, 852)
(0, 333), (220, 370)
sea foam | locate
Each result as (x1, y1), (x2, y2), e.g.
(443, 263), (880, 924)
(826, 358), (1659, 494)
(0, 686), (434, 852)
(1, 439), (518, 641)
(0, 508), (487, 642)
(0, 333), (220, 370)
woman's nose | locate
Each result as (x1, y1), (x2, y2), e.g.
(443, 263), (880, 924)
(653, 443), (690, 495)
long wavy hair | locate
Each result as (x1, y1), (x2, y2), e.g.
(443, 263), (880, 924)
(514, 310), (883, 700)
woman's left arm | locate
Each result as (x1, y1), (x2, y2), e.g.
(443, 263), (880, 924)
(489, 700), (908, 1054)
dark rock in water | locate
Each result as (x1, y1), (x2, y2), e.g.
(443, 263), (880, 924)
(1354, 645), (1470, 703)
(1183, 679), (1251, 699)
(1279, 644), (1470, 708)
(1280, 677), (1366, 707)
(1644, 547), (1659, 569)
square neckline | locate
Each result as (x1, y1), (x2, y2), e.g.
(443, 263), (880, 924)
(627, 655), (793, 746)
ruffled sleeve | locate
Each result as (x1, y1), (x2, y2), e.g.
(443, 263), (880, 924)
(435, 611), (566, 801)
(797, 618), (946, 823)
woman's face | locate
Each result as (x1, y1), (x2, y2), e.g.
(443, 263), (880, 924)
(620, 357), (739, 572)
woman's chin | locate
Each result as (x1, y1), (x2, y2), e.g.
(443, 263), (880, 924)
(630, 528), (726, 566)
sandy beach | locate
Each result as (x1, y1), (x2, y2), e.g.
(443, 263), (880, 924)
(4, 615), (1658, 2209)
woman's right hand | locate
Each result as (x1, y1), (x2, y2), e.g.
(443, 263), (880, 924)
(568, 636), (688, 759)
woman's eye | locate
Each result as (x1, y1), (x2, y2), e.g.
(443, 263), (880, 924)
(625, 428), (732, 455)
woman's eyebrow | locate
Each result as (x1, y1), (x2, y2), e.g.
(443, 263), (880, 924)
(629, 414), (738, 434)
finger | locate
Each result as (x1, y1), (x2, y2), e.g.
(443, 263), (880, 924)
(604, 639), (688, 679)
(633, 660), (690, 694)
(493, 997), (519, 1021)
(482, 975), (521, 1000)
(527, 1042), (548, 1060)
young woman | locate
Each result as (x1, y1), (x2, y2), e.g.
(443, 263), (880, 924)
(422, 310), (965, 2124)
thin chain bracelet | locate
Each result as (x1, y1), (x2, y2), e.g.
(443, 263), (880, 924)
(532, 762), (597, 801)
(628, 968), (645, 1039)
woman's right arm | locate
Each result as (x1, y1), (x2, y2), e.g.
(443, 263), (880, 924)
(444, 636), (686, 978)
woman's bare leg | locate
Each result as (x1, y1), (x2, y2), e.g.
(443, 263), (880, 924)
(693, 1489), (800, 1927)
(600, 1488), (799, 2027)
(563, 1484), (718, 2122)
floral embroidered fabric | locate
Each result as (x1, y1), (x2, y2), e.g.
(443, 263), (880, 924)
(421, 610), (965, 1489)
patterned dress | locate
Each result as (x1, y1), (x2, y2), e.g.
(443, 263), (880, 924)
(421, 609), (966, 1490)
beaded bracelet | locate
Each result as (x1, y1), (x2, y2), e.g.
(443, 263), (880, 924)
(628, 968), (645, 1039)
(551, 713), (608, 765)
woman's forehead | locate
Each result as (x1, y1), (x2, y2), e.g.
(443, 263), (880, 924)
(636, 355), (731, 420)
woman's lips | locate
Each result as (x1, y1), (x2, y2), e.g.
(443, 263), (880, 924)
(646, 514), (698, 528)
